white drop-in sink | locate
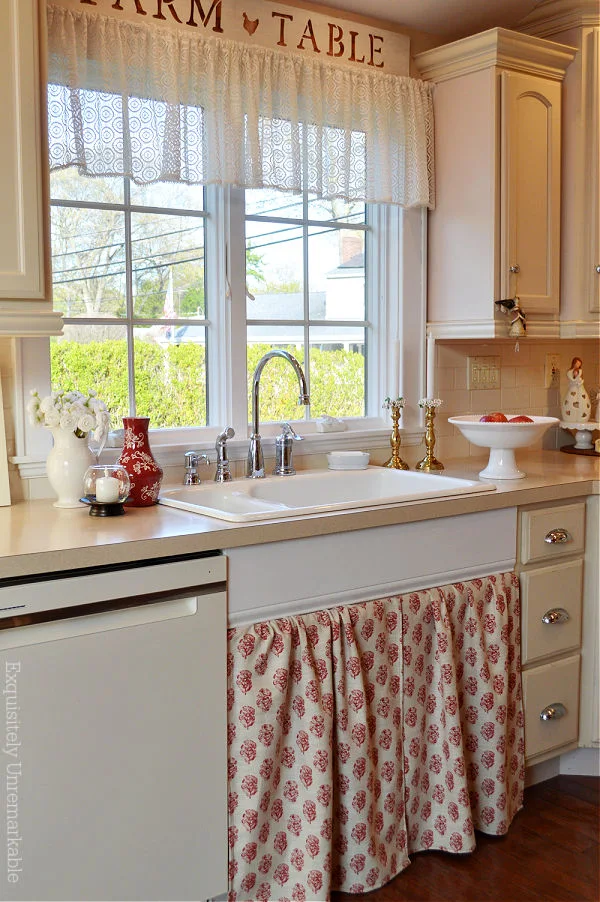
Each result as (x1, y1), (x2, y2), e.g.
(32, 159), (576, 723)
(159, 467), (495, 522)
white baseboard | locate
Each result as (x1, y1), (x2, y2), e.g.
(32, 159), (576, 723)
(525, 757), (560, 786)
(525, 746), (600, 786)
(559, 747), (600, 776)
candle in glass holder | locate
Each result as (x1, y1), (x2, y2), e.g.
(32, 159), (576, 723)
(95, 475), (120, 503)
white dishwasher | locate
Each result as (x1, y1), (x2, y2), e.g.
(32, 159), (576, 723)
(0, 554), (227, 902)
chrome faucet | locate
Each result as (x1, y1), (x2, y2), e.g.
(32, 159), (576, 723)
(247, 350), (310, 478)
(183, 451), (210, 485)
(215, 426), (234, 482)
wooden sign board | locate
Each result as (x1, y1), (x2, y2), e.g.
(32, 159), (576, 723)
(52, 0), (410, 76)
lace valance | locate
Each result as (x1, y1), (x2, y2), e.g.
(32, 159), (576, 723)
(46, 3), (435, 207)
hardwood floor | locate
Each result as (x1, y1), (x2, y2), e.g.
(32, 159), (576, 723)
(331, 776), (599, 902)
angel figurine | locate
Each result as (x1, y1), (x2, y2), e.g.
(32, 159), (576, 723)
(562, 357), (592, 422)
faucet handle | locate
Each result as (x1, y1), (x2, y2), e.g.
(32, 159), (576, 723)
(183, 450), (210, 485)
(279, 423), (303, 441)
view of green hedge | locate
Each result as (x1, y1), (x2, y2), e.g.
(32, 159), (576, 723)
(51, 340), (364, 429)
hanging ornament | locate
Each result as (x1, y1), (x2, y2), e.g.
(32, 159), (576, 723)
(495, 297), (526, 350)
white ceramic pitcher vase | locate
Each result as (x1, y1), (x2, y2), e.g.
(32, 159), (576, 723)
(46, 428), (95, 509)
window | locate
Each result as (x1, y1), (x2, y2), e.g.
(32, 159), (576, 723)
(9, 7), (433, 476)
(244, 189), (368, 424)
(50, 171), (209, 429)
(49, 169), (384, 439)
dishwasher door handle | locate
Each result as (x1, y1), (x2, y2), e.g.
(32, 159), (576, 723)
(0, 594), (203, 650)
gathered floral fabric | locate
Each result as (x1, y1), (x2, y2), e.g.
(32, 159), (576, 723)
(227, 573), (524, 901)
(46, 3), (434, 207)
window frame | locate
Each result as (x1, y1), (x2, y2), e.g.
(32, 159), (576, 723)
(13, 194), (427, 478)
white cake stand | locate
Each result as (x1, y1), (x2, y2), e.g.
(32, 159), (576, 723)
(559, 421), (599, 450)
(448, 415), (559, 479)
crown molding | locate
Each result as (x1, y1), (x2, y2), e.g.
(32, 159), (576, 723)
(414, 27), (577, 83)
(0, 306), (63, 337)
(559, 319), (600, 338)
(517, 1), (600, 38)
(426, 317), (562, 339)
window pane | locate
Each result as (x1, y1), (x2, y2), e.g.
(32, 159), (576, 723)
(247, 326), (306, 425)
(130, 181), (205, 212)
(51, 207), (126, 317)
(50, 168), (124, 204)
(131, 213), (206, 320)
(133, 327), (207, 427)
(307, 195), (366, 224)
(245, 188), (303, 219)
(51, 325), (129, 428)
(309, 329), (365, 418)
(246, 220), (304, 320)
(308, 227), (365, 321)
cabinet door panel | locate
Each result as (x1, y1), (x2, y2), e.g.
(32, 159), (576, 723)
(0, 0), (47, 300)
(583, 29), (599, 314)
(501, 72), (561, 314)
(520, 502), (585, 565)
(520, 559), (583, 666)
(522, 654), (580, 761)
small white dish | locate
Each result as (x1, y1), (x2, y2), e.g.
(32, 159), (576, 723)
(327, 451), (370, 470)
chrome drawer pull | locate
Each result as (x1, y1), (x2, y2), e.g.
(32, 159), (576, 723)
(540, 703), (567, 722)
(542, 608), (570, 625)
(544, 528), (571, 545)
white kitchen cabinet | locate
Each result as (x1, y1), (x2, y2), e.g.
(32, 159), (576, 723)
(0, 0), (61, 336)
(415, 28), (576, 339)
(518, 3), (600, 336)
(517, 498), (587, 764)
(579, 495), (599, 749)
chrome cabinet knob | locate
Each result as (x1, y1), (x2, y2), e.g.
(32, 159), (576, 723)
(510, 264), (520, 273)
(544, 528), (571, 545)
(540, 702), (567, 722)
(595, 264), (600, 274)
(542, 608), (570, 625)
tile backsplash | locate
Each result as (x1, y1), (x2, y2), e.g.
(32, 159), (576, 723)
(432, 339), (600, 462)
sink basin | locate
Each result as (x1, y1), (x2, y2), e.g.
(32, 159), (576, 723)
(159, 467), (495, 522)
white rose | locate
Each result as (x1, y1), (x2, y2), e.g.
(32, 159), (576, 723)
(77, 413), (96, 433)
(26, 395), (40, 421)
(92, 410), (111, 443)
(44, 410), (61, 428)
(59, 410), (78, 431)
(40, 395), (57, 414)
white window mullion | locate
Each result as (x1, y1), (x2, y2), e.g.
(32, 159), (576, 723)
(227, 186), (250, 438)
(123, 179), (136, 416)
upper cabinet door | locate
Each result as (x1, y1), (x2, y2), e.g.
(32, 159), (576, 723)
(584, 28), (599, 315)
(0, 0), (48, 302)
(501, 71), (561, 315)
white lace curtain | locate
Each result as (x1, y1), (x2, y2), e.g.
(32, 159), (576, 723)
(46, 4), (435, 208)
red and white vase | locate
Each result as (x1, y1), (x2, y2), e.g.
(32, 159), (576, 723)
(118, 417), (163, 506)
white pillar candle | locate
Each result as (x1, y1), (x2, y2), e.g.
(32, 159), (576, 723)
(426, 331), (435, 400)
(95, 475), (120, 503)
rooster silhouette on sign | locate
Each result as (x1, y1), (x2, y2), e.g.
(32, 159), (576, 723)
(242, 12), (259, 35)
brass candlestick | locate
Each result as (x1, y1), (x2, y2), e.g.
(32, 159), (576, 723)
(416, 398), (444, 472)
(382, 397), (409, 470)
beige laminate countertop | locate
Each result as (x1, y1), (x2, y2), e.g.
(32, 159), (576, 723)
(1, 450), (598, 581)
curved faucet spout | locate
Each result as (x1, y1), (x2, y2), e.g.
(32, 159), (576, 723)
(247, 350), (310, 478)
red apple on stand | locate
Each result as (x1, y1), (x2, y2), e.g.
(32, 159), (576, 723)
(509, 415), (534, 423)
(479, 412), (509, 423)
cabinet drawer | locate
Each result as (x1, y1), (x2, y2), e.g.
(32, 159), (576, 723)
(520, 502), (585, 565)
(520, 559), (583, 666)
(522, 654), (580, 761)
